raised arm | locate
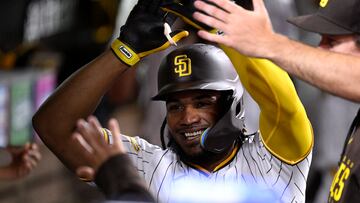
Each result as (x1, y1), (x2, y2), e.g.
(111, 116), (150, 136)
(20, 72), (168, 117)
(32, 51), (124, 170)
(193, 0), (360, 102)
(221, 48), (313, 164)
(32, 0), (188, 172)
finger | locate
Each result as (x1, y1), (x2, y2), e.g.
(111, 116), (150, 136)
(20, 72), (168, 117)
(76, 119), (91, 136)
(72, 132), (94, 155)
(29, 143), (38, 151)
(193, 11), (227, 32)
(107, 118), (126, 153)
(72, 132), (103, 167)
(108, 118), (121, 144)
(20, 154), (36, 173)
(199, 1), (232, 24)
(76, 166), (95, 181)
(197, 30), (229, 45)
(27, 143), (41, 160)
(76, 119), (104, 150)
(24, 142), (31, 150)
(87, 116), (107, 145)
(24, 154), (38, 168)
(87, 115), (103, 130)
(197, 0), (237, 14)
(27, 149), (42, 162)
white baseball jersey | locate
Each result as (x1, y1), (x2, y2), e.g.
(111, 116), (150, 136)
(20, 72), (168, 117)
(119, 132), (312, 203)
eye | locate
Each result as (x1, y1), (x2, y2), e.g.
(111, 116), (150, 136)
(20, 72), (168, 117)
(166, 103), (184, 113)
(195, 99), (217, 109)
(195, 102), (209, 108)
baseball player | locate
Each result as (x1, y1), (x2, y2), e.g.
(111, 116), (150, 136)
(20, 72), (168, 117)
(32, 0), (313, 202)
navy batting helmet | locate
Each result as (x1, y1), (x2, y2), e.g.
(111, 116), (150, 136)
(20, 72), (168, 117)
(153, 43), (245, 153)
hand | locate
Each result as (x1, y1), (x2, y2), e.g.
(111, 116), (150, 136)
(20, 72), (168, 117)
(111, 0), (189, 66)
(0, 143), (42, 180)
(72, 116), (125, 181)
(193, 0), (279, 58)
(161, 0), (253, 31)
(161, 0), (215, 31)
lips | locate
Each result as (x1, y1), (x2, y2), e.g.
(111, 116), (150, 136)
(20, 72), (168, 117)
(179, 128), (208, 141)
(184, 130), (204, 140)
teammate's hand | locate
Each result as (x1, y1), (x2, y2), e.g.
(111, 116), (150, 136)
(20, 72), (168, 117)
(192, 0), (278, 58)
(0, 143), (42, 180)
(111, 0), (189, 67)
(161, 0), (253, 31)
(161, 0), (214, 31)
(72, 116), (125, 181)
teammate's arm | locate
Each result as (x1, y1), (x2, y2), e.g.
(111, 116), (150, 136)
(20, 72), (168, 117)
(221, 47), (313, 165)
(32, 0), (188, 172)
(192, 0), (360, 102)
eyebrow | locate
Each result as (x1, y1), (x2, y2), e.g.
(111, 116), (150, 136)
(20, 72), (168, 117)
(166, 93), (218, 103)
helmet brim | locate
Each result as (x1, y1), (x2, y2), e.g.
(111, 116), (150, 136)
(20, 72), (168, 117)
(152, 81), (236, 101)
(287, 13), (353, 35)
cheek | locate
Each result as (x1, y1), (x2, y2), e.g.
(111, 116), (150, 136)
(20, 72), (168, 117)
(166, 115), (177, 132)
(199, 111), (219, 125)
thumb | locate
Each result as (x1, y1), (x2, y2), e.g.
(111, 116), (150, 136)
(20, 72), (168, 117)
(76, 166), (95, 182)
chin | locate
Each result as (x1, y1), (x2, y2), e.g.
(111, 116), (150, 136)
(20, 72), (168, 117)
(184, 147), (209, 160)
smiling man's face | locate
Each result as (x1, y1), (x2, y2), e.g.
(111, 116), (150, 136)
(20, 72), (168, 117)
(166, 90), (222, 158)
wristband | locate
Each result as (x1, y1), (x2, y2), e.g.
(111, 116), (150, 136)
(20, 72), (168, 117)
(111, 39), (140, 66)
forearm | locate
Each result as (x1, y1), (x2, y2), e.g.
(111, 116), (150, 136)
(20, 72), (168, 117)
(221, 45), (313, 164)
(32, 50), (129, 170)
(266, 34), (360, 102)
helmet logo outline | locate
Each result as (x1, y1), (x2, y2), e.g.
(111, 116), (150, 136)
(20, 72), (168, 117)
(174, 55), (192, 77)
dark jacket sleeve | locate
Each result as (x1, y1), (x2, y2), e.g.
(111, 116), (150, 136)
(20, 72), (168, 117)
(95, 154), (155, 202)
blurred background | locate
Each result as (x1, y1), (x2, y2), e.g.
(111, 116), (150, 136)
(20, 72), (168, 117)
(0, 0), (357, 203)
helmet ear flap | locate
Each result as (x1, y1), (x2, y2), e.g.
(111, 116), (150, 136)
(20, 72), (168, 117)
(200, 95), (245, 153)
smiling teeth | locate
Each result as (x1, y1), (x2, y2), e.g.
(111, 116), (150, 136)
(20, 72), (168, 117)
(184, 130), (203, 137)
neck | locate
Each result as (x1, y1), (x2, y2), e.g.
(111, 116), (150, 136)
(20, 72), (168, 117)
(198, 146), (235, 171)
(182, 143), (238, 172)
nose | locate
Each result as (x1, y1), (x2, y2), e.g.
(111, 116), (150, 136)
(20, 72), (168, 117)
(181, 106), (200, 125)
